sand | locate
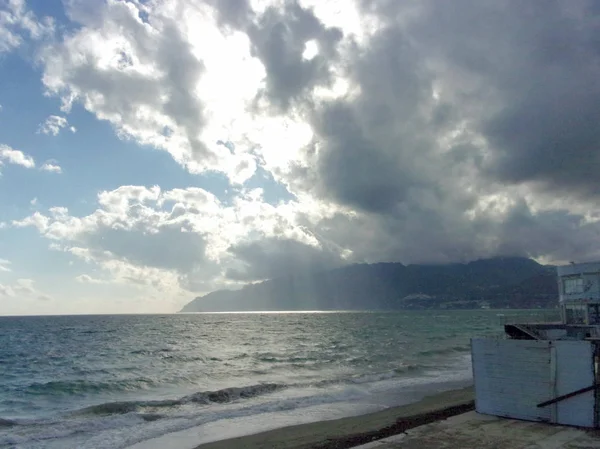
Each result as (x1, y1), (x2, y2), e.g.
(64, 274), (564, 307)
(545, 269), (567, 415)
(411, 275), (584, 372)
(194, 387), (474, 449)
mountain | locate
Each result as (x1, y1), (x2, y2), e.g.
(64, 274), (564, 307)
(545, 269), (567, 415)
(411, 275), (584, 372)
(179, 257), (558, 312)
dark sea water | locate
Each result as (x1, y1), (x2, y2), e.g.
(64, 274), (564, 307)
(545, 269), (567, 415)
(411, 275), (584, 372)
(0, 310), (557, 448)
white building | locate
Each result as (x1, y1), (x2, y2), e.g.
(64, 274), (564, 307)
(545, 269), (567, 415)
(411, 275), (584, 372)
(558, 262), (600, 326)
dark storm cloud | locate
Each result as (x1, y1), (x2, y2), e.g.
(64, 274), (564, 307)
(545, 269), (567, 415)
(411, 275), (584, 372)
(205, 0), (600, 268)
(158, 24), (209, 160)
(313, 101), (408, 213)
(307, 26), (443, 214)
(403, 0), (600, 197)
(226, 237), (344, 281)
(310, 0), (600, 204)
(206, 0), (252, 29)
(493, 201), (600, 261)
(246, 2), (343, 111)
(292, 0), (600, 265)
(86, 223), (208, 273)
(208, 0), (344, 110)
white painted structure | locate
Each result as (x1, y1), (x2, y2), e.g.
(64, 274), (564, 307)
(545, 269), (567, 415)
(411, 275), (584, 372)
(472, 339), (554, 422)
(471, 261), (600, 428)
(472, 338), (597, 427)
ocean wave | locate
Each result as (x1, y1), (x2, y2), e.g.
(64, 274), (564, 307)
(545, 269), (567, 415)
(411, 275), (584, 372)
(72, 383), (285, 416)
(79, 329), (117, 335)
(161, 355), (206, 363)
(416, 345), (471, 357)
(130, 348), (174, 355)
(140, 413), (163, 422)
(0, 418), (16, 427)
(1, 372), (471, 449)
(303, 364), (425, 388)
(1, 384), (366, 448)
(257, 355), (320, 363)
(347, 365), (423, 384)
(25, 378), (157, 396)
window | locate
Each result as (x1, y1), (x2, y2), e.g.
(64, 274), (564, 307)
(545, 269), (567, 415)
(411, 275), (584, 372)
(564, 278), (584, 294)
(565, 304), (586, 324)
(565, 306), (574, 324)
(589, 305), (600, 325)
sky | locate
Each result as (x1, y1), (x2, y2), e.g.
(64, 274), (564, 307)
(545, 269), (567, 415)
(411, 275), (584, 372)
(1, 0), (600, 315)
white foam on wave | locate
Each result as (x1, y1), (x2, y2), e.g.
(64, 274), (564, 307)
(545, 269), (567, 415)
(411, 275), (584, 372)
(127, 401), (386, 449)
(126, 365), (474, 449)
(0, 352), (474, 449)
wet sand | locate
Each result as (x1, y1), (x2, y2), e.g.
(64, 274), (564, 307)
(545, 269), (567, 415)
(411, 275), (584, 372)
(194, 387), (474, 449)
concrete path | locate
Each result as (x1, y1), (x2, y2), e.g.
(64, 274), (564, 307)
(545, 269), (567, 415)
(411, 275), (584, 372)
(353, 412), (600, 449)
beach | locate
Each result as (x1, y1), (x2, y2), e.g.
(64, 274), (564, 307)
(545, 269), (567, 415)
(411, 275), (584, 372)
(129, 387), (474, 449)
(197, 387), (475, 449)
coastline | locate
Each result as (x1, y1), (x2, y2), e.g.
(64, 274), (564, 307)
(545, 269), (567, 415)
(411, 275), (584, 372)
(194, 386), (474, 449)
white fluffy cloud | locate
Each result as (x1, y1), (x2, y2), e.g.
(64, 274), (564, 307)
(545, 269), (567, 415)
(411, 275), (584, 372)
(13, 185), (348, 295)
(37, 0), (363, 186)
(0, 145), (63, 174)
(0, 0), (54, 53)
(0, 259), (11, 272)
(0, 144), (35, 169)
(0, 278), (51, 301)
(39, 0), (255, 182)
(75, 274), (105, 284)
(38, 115), (76, 136)
(40, 161), (62, 173)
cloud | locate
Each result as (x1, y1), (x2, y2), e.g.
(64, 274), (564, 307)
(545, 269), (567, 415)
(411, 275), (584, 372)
(38, 115), (76, 136)
(75, 274), (105, 284)
(248, 0), (600, 266)
(15, 0), (600, 303)
(36, 0), (350, 185)
(12, 211), (49, 230)
(0, 144), (35, 169)
(40, 1), (219, 175)
(0, 0), (54, 54)
(13, 185), (347, 293)
(245, 1), (344, 111)
(227, 237), (344, 281)
(0, 147), (63, 174)
(40, 161), (62, 173)
(0, 278), (52, 301)
(394, 0), (600, 200)
(18, 181), (600, 298)
(0, 259), (11, 272)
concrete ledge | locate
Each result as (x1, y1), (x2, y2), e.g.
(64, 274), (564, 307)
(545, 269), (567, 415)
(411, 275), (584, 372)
(352, 411), (600, 449)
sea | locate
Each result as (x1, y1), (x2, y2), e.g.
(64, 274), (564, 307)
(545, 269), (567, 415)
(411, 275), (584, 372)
(0, 310), (558, 449)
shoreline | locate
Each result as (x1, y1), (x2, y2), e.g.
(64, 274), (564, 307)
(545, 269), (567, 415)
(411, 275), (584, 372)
(194, 387), (474, 449)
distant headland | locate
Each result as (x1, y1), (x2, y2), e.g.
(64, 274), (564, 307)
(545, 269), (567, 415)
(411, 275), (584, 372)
(180, 257), (557, 313)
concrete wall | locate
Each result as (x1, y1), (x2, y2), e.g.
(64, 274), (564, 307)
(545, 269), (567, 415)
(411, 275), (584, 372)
(472, 338), (596, 427)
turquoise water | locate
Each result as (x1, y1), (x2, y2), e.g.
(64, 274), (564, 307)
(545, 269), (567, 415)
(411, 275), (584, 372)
(0, 310), (557, 448)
